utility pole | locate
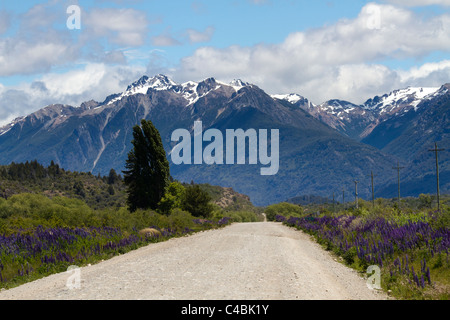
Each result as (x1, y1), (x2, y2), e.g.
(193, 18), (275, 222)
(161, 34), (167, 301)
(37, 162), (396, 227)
(354, 180), (359, 209)
(392, 161), (405, 211)
(367, 171), (377, 209)
(428, 142), (445, 211)
(332, 192), (335, 213)
(342, 188), (345, 210)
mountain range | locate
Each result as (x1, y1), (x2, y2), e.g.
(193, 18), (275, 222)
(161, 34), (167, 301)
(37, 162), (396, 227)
(0, 74), (448, 206)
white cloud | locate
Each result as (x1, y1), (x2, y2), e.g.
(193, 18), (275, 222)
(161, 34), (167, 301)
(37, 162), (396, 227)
(152, 34), (181, 47)
(384, 0), (450, 6)
(84, 8), (149, 46)
(0, 2), (80, 77)
(0, 4), (151, 77)
(0, 10), (10, 34)
(0, 63), (146, 127)
(185, 26), (215, 44)
(40, 64), (107, 98)
(152, 25), (214, 47)
(173, 3), (450, 104)
(397, 60), (450, 85)
(0, 40), (77, 77)
(35, 63), (146, 104)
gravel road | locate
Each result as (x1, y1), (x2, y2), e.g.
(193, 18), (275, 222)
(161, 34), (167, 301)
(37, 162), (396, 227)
(0, 222), (388, 300)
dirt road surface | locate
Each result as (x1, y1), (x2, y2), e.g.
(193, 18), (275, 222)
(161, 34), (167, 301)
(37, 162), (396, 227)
(0, 222), (388, 300)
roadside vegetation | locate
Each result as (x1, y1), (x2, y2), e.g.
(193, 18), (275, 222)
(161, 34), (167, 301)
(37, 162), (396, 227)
(266, 198), (450, 300)
(0, 174), (262, 290)
(0, 120), (263, 290)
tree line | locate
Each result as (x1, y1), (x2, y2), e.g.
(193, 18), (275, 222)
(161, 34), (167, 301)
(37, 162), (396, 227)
(0, 160), (63, 180)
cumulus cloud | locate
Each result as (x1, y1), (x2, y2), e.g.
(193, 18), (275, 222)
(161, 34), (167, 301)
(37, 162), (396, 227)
(0, 40), (77, 77)
(384, 0), (450, 6)
(0, 3), (153, 125)
(397, 60), (450, 85)
(173, 3), (450, 104)
(0, 2), (80, 77)
(185, 26), (215, 44)
(84, 8), (149, 46)
(0, 3), (152, 77)
(0, 63), (146, 127)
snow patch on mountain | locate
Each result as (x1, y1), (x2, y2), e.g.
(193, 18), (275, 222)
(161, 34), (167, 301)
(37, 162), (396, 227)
(229, 79), (250, 91)
(102, 75), (251, 108)
(0, 116), (25, 136)
(179, 81), (199, 106)
(106, 74), (177, 106)
(316, 100), (362, 116)
(364, 86), (440, 114)
(271, 93), (304, 104)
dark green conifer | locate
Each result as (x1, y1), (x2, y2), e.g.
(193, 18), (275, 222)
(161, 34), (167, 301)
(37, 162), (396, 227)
(123, 119), (170, 212)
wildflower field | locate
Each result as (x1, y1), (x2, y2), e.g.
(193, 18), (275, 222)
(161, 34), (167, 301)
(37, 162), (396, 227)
(273, 201), (450, 300)
(0, 193), (234, 290)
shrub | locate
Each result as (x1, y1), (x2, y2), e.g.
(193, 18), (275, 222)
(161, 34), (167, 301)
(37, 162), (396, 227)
(167, 208), (195, 230)
(265, 202), (303, 221)
(158, 182), (186, 215)
(343, 247), (357, 265)
(226, 210), (262, 223)
(138, 228), (162, 238)
(181, 185), (214, 218)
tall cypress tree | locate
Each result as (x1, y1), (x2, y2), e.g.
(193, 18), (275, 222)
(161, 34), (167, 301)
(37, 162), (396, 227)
(123, 119), (171, 212)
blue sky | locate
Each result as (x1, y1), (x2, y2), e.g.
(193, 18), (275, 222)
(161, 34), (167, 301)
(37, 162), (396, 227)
(1, 0), (450, 126)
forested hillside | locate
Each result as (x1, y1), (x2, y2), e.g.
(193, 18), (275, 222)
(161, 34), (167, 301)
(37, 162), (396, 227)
(0, 160), (126, 210)
(0, 160), (258, 214)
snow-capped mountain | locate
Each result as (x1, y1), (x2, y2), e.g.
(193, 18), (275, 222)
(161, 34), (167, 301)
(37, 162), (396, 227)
(228, 79), (251, 91)
(275, 85), (446, 141)
(361, 83), (450, 153)
(364, 86), (441, 116)
(0, 75), (255, 139)
(271, 93), (314, 108)
(0, 74), (402, 205)
(0, 75), (448, 204)
(103, 74), (251, 107)
(273, 94), (376, 140)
